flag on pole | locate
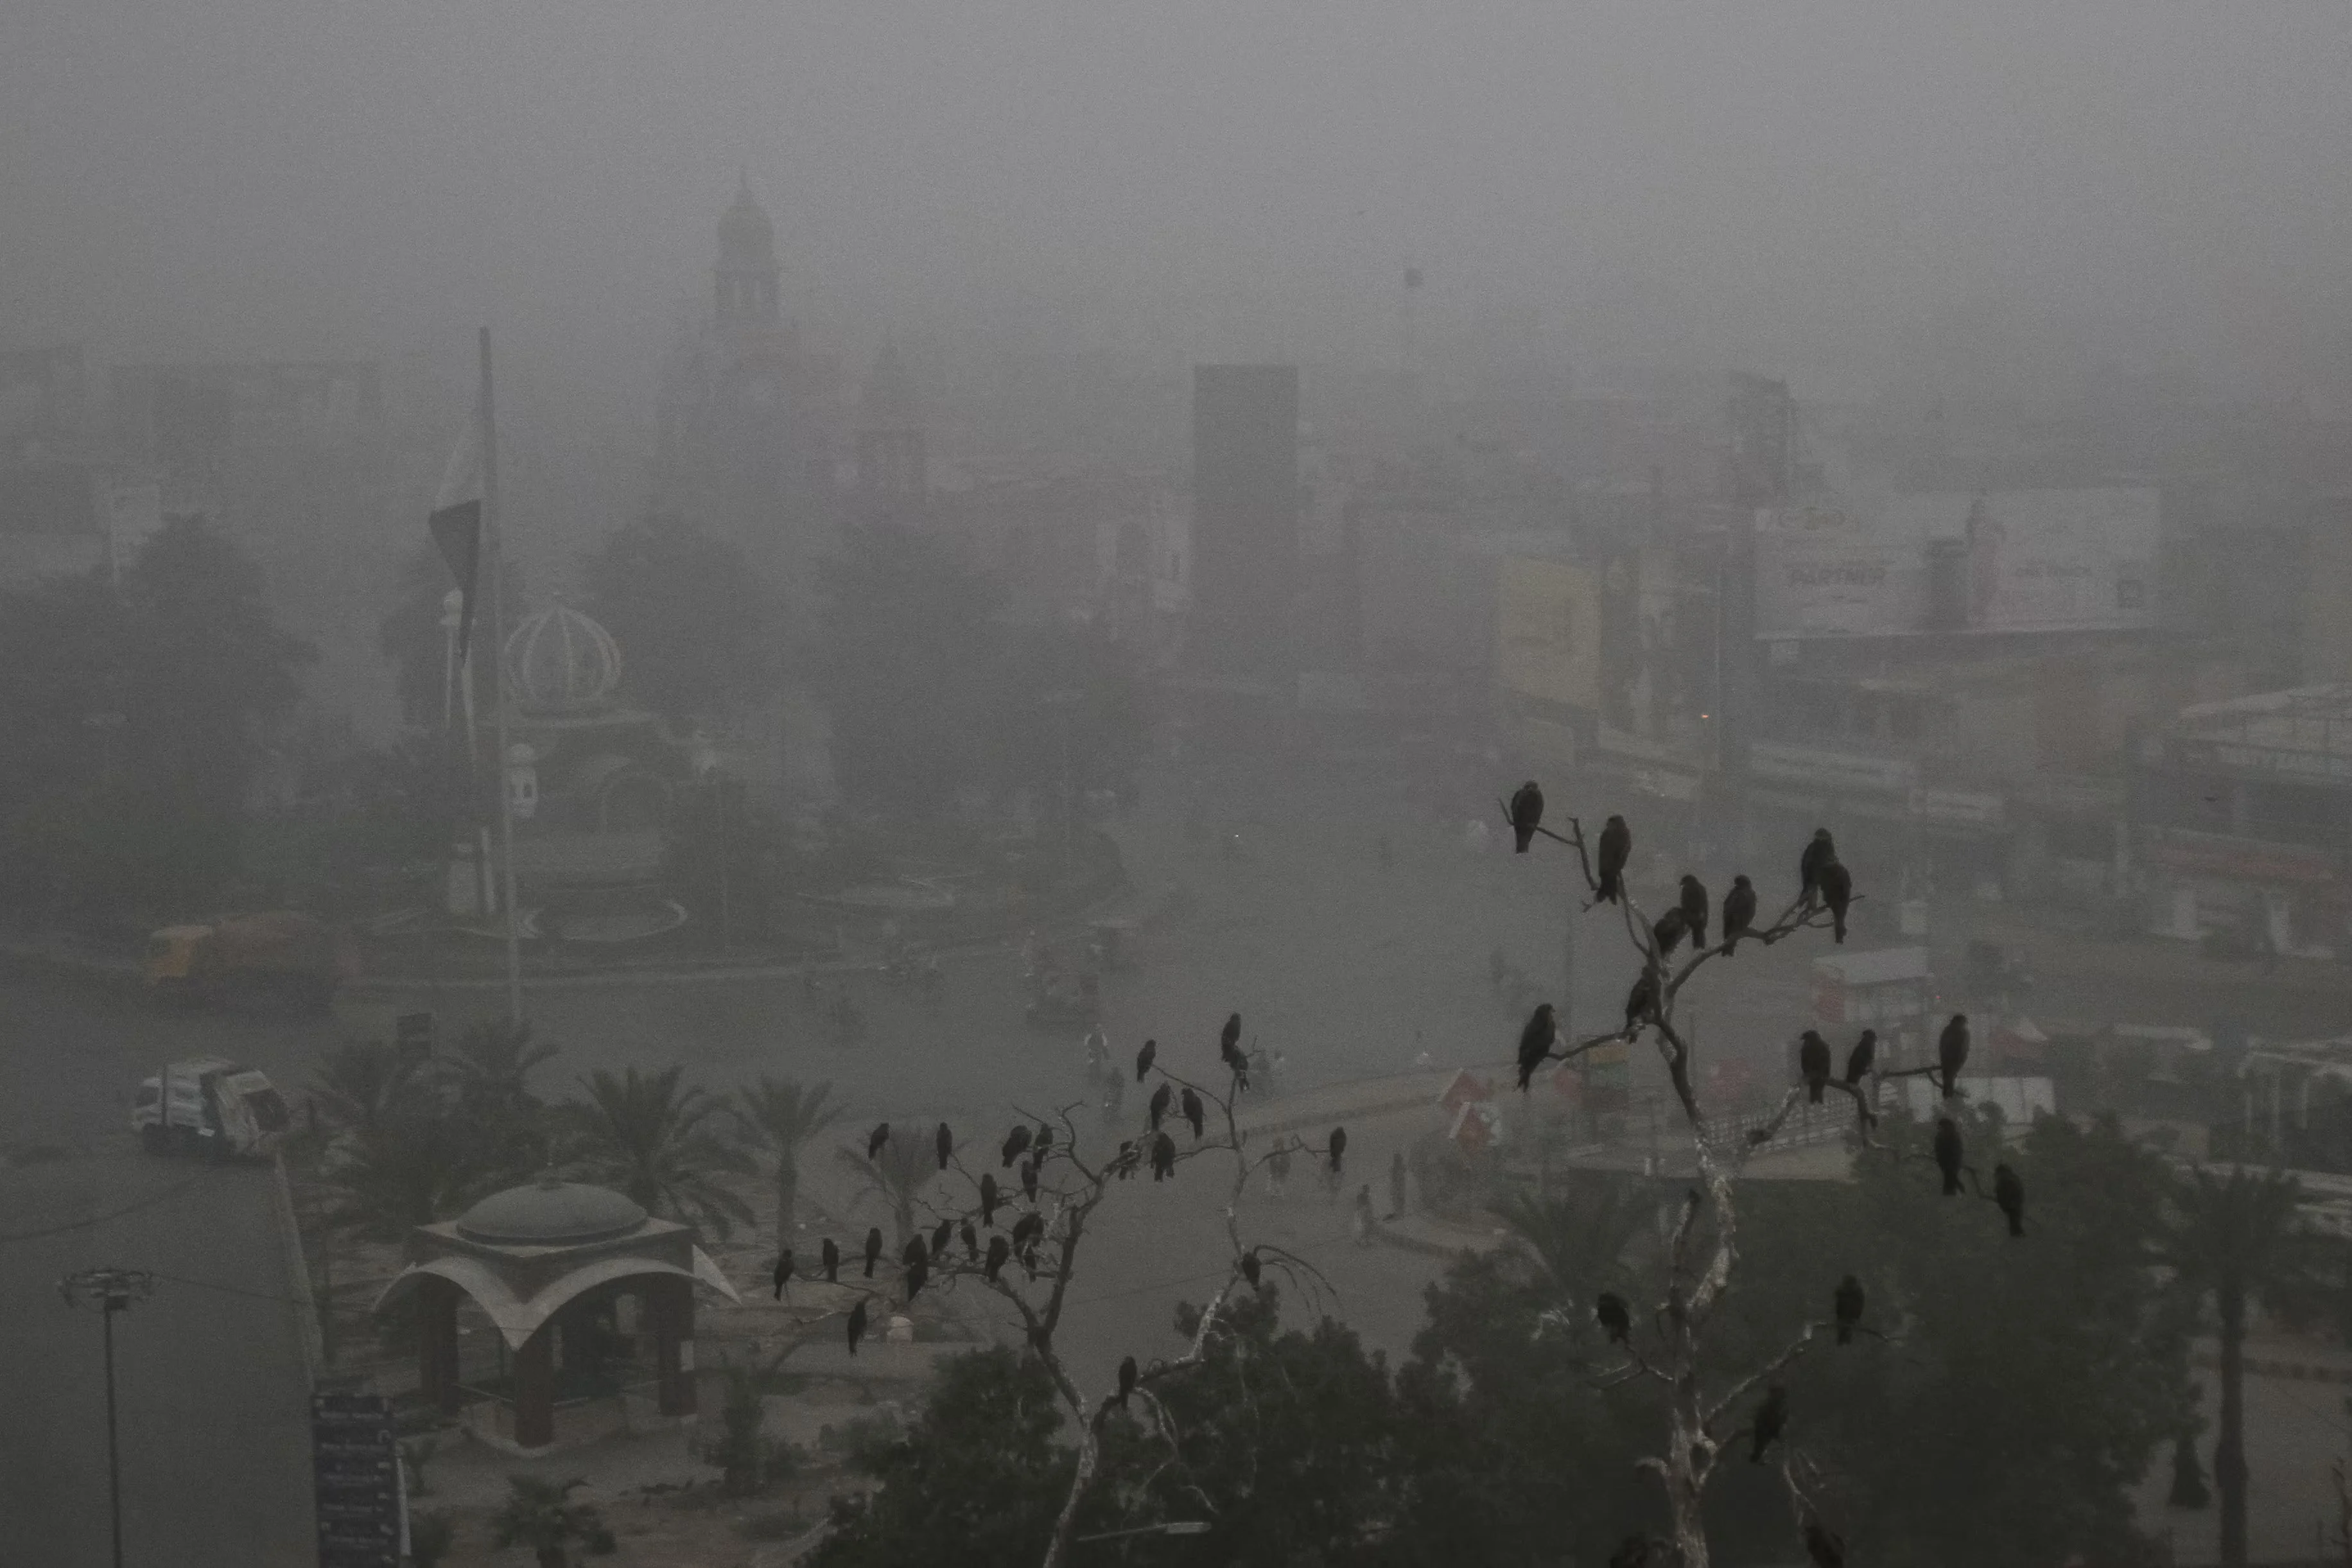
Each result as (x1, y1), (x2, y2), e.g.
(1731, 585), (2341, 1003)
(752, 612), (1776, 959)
(428, 408), (483, 664)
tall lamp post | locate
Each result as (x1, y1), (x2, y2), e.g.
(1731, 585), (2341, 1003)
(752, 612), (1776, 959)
(60, 1266), (155, 1568)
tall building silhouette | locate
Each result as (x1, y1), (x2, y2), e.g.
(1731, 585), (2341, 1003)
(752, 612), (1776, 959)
(651, 173), (841, 620)
(1189, 365), (1300, 679)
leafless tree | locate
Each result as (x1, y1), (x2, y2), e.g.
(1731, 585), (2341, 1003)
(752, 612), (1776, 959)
(1513, 803), (1881, 1568)
(803, 1074), (1330, 1568)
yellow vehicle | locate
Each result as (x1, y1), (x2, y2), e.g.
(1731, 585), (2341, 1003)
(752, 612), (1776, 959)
(146, 911), (351, 1011)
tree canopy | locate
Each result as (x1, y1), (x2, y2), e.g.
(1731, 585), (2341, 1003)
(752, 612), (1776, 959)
(811, 521), (1153, 828)
(0, 516), (313, 926)
(579, 516), (769, 722)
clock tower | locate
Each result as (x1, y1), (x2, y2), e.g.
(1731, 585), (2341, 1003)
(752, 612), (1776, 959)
(650, 174), (844, 618)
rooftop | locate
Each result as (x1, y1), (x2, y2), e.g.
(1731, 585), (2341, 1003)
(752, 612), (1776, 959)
(454, 1180), (650, 1248)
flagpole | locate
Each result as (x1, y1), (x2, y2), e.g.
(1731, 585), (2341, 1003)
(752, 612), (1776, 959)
(480, 326), (524, 1027)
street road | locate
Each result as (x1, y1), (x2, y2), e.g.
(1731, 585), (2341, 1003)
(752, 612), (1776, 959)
(0, 1151), (315, 1567)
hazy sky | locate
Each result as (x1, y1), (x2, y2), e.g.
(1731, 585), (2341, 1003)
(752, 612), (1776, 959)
(5, 1), (2351, 401)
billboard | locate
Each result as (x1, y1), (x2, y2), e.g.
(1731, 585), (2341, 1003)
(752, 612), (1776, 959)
(1496, 557), (1601, 710)
(1755, 488), (2158, 640)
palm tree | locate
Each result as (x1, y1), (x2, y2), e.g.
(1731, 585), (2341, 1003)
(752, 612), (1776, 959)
(309, 1039), (422, 1137)
(2168, 1164), (2319, 1568)
(442, 1017), (557, 1119)
(439, 1018), (559, 1174)
(562, 1065), (754, 1239)
(488, 1476), (613, 1568)
(1492, 1171), (1661, 1316)
(324, 1110), (492, 1239)
(731, 1076), (842, 1251)
(835, 1129), (937, 1248)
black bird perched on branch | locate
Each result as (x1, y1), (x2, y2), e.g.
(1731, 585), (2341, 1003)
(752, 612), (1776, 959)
(979, 1172), (1002, 1227)
(1517, 1003), (1558, 1090)
(1720, 874), (1756, 955)
(984, 1234), (1010, 1280)
(1652, 905), (1689, 957)
(1595, 1291), (1631, 1343)
(935, 1122), (952, 1171)
(1834, 1274), (1864, 1344)
(1328, 1126), (1347, 1176)
(1241, 1248), (1262, 1289)
(1001, 1125), (1032, 1167)
(1818, 857), (1852, 943)
(1802, 1515), (1846, 1568)
(1180, 1087), (1205, 1140)
(772, 1250), (792, 1300)
(1596, 815), (1632, 903)
(1799, 1030), (1833, 1103)
(1151, 1131), (1177, 1181)
(1135, 1038), (1156, 1081)
(1117, 1354), (1138, 1404)
(1937, 1014), (1970, 1100)
(1034, 1122), (1054, 1156)
(902, 1234), (928, 1293)
(1623, 969), (1657, 1033)
(1148, 1083), (1172, 1131)
(846, 1298), (868, 1356)
(867, 1122), (890, 1161)
(930, 1218), (952, 1260)
(821, 1237), (840, 1284)
(1844, 1029), (1876, 1086)
(1011, 1212), (1043, 1251)
(1933, 1117), (1965, 1196)
(1020, 1157), (1039, 1205)
(1800, 828), (1836, 909)
(1221, 1011), (1242, 1060)
(1750, 1384), (1788, 1462)
(1510, 780), (1544, 852)
(1679, 874), (1709, 947)
(960, 1220), (979, 1260)
(1111, 1140), (1138, 1180)
(862, 1227), (883, 1278)
(1994, 1162), (2026, 1237)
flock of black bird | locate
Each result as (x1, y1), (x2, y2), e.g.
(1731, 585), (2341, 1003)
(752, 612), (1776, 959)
(760, 1016), (1346, 1362)
(1513, 779), (2034, 1561)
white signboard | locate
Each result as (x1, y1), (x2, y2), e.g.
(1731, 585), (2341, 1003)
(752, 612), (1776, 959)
(1748, 740), (1916, 794)
(1756, 488), (2158, 640)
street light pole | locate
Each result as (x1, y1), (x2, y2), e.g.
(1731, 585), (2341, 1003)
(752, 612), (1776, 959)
(60, 1267), (155, 1568)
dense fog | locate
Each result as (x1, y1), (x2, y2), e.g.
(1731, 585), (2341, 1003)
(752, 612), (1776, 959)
(6, 6), (2352, 1568)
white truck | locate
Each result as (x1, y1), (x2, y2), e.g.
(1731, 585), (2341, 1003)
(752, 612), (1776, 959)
(134, 1058), (292, 1159)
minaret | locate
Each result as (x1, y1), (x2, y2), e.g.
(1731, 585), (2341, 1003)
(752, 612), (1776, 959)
(713, 169), (780, 335)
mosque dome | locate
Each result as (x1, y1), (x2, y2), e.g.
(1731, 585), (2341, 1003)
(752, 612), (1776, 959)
(454, 1179), (650, 1247)
(503, 603), (623, 715)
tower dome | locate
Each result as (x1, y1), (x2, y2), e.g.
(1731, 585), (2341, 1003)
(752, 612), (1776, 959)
(503, 603), (623, 715)
(717, 170), (776, 266)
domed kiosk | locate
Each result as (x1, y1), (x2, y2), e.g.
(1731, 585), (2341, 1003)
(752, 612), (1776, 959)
(372, 1178), (740, 1450)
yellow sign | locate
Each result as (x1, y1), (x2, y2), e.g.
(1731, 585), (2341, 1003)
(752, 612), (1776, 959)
(1496, 558), (1601, 710)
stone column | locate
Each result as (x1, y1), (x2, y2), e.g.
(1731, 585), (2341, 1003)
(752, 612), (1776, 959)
(650, 1275), (697, 1417)
(416, 1275), (461, 1416)
(512, 1325), (555, 1448)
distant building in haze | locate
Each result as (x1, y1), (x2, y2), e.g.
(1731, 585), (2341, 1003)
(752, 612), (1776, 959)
(1189, 364), (1300, 680)
(651, 174), (843, 620)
